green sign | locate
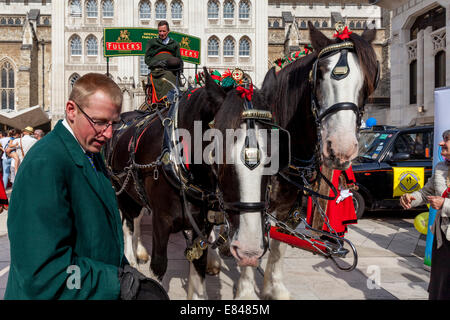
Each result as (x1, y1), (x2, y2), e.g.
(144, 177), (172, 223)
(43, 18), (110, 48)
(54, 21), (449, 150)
(103, 27), (201, 65)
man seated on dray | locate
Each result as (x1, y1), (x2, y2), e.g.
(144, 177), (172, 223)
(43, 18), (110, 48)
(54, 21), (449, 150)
(145, 20), (183, 104)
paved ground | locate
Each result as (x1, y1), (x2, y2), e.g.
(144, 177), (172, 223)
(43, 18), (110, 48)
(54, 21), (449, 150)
(0, 208), (430, 300)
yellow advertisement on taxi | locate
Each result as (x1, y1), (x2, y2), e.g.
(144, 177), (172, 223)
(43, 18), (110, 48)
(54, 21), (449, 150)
(393, 167), (424, 197)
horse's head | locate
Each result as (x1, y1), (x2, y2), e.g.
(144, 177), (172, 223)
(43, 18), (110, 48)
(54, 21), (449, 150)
(204, 68), (287, 267)
(308, 21), (379, 169)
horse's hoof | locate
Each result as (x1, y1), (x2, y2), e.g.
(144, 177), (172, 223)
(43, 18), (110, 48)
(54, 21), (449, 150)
(262, 286), (291, 300)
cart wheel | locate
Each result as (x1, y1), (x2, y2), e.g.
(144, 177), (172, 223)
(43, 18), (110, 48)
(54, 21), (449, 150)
(352, 190), (365, 219)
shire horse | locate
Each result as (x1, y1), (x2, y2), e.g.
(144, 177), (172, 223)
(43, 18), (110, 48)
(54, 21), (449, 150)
(222, 22), (380, 299)
(106, 67), (281, 299)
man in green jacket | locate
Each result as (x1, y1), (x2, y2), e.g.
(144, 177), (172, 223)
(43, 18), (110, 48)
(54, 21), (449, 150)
(145, 20), (183, 103)
(5, 73), (168, 300)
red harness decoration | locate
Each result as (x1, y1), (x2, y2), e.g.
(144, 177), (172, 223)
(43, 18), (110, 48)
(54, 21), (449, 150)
(236, 84), (253, 101)
(333, 26), (352, 41)
(442, 187), (450, 199)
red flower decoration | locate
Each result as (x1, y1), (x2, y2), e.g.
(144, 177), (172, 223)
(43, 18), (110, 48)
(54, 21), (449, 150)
(236, 84), (253, 101)
(333, 26), (353, 40)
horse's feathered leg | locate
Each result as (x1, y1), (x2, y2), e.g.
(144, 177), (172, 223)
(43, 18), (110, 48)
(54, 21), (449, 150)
(262, 238), (291, 300)
(235, 266), (259, 300)
(150, 212), (171, 281)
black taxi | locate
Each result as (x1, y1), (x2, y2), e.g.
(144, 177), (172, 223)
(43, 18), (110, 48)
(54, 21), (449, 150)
(352, 125), (434, 218)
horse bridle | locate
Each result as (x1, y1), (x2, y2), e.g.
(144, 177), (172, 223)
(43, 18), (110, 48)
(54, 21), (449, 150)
(309, 41), (380, 129)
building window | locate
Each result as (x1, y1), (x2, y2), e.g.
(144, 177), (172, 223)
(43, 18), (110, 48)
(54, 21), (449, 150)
(0, 18), (5, 25)
(139, 1), (151, 20)
(409, 60), (417, 104)
(223, 37), (235, 56)
(435, 50), (446, 88)
(322, 21), (328, 28)
(70, 35), (82, 56)
(208, 37), (219, 56)
(171, 1), (182, 19)
(314, 21), (320, 28)
(208, 1), (219, 19)
(140, 56), (149, 75)
(70, 0), (82, 17)
(69, 73), (80, 89)
(349, 21), (355, 29)
(223, 1), (234, 19)
(0, 61), (14, 110)
(102, 0), (114, 18)
(86, 36), (98, 56)
(273, 20), (279, 28)
(8, 18), (14, 25)
(239, 1), (249, 19)
(43, 17), (50, 25)
(155, 1), (167, 20)
(410, 5), (445, 41)
(86, 0), (98, 18)
(15, 18), (21, 25)
(239, 38), (250, 56)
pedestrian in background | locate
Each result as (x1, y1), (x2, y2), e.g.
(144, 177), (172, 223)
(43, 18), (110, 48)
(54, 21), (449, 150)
(0, 130), (13, 189)
(34, 129), (45, 140)
(5, 72), (168, 300)
(400, 129), (450, 300)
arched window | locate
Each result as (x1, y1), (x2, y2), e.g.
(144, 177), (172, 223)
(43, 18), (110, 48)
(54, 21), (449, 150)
(314, 21), (320, 28)
(69, 73), (80, 90)
(70, 35), (82, 56)
(102, 0), (114, 17)
(300, 21), (306, 28)
(86, 36), (98, 56)
(208, 37), (219, 56)
(356, 21), (361, 29)
(86, 0), (98, 17)
(7, 18), (14, 25)
(239, 38), (250, 56)
(139, 56), (149, 75)
(223, 37), (235, 56)
(171, 1), (182, 19)
(70, 0), (82, 16)
(223, 1), (234, 19)
(349, 21), (355, 29)
(15, 18), (21, 25)
(239, 1), (249, 19)
(139, 1), (151, 19)
(207, 1), (219, 19)
(435, 50), (446, 88)
(155, 1), (167, 20)
(322, 21), (328, 28)
(273, 20), (279, 28)
(0, 61), (15, 110)
(0, 18), (6, 25)
(43, 17), (50, 25)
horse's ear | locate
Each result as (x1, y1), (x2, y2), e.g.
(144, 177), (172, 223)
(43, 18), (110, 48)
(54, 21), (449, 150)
(260, 67), (278, 106)
(308, 21), (333, 52)
(204, 67), (226, 107)
(361, 27), (376, 44)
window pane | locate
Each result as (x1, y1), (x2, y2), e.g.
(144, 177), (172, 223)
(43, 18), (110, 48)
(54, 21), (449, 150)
(87, 37), (98, 55)
(171, 1), (182, 19)
(71, 37), (82, 55)
(8, 90), (14, 110)
(1, 69), (6, 88)
(224, 1), (234, 19)
(435, 51), (446, 88)
(103, 0), (114, 17)
(208, 38), (219, 56)
(239, 38), (249, 56)
(87, 0), (98, 17)
(1, 91), (6, 109)
(8, 68), (14, 88)
(239, 1), (249, 19)
(156, 2), (166, 19)
(140, 56), (149, 75)
(224, 38), (234, 56)
(140, 1), (151, 19)
(410, 60), (417, 104)
(208, 1), (218, 19)
(71, 0), (82, 16)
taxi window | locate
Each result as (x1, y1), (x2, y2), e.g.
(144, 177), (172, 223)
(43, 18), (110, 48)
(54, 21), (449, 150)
(393, 132), (433, 160)
(358, 132), (394, 160)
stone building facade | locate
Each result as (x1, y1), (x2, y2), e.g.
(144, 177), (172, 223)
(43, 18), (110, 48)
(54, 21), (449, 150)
(0, 0), (52, 130)
(51, 0), (268, 126)
(388, 0), (449, 126)
(267, 2), (391, 125)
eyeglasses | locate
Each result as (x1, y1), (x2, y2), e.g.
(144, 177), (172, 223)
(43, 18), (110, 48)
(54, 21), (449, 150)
(73, 101), (123, 132)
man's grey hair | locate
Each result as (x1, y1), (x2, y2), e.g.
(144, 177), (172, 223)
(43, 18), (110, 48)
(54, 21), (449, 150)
(443, 129), (450, 140)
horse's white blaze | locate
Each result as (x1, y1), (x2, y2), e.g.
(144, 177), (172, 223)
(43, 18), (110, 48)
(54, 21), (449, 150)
(229, 123), (265, 266)
(319, 52), (363, 166)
